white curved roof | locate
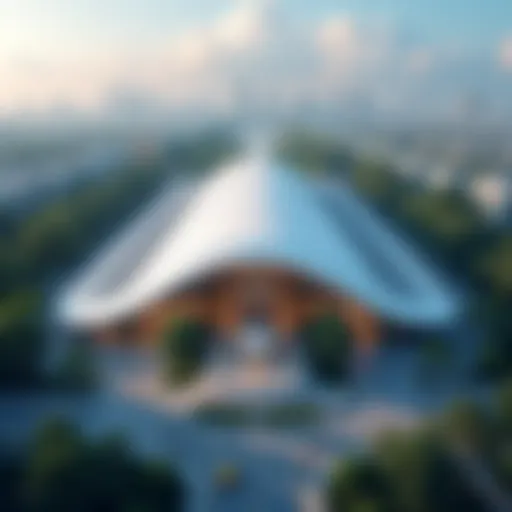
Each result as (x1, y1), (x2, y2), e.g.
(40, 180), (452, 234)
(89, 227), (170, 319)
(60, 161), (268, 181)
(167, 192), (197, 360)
(58, 154), (459, 328)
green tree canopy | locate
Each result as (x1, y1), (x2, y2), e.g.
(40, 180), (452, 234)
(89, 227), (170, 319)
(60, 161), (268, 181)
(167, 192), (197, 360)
(327, 457), (392, 512)
(0, 291), (44, 389)
(161, 318), (211, 385)
(496, 379), (512, 437)
(443, 400), (496, 456)
(327, 429), (488, 512)
(21, 418), (185, 512)
(301, 314), (352, 384)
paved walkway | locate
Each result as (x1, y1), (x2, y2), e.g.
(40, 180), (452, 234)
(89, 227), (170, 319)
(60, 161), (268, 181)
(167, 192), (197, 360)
(0, 325), (484, 512)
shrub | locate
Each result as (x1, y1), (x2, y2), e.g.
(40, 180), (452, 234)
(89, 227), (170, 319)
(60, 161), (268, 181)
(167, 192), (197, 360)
(475, 297), (512, 382)
(193, 401), (322, 429)
(496, 379), (512, 436)
(19, 418), (186, 512)
(264, 402), (321, 428)
(51, 340), (97, 393)
(193, 403), (252, 427)
(328, 430), (488, 512)
(374, 429), (488, 512)
(418, 337), (453, 387)
(0, 450), (24, 512)
(161, 318), (210, 385)
(443, 400), (495, 456)
(301, 314), (352, 384)
(327, 457), (391, 512)
(213, 462), (242, 491)
(0, 291), (44, 390)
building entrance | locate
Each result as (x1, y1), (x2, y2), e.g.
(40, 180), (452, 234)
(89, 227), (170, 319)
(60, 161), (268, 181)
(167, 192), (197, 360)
(239, 318), (275, 360)
(238, 274), (276, 360)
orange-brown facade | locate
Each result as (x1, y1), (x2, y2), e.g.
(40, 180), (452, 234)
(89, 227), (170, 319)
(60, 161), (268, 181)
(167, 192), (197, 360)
(93, 266), (381, 350)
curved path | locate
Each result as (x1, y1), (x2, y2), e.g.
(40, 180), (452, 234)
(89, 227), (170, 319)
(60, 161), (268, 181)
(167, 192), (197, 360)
(0, 342), (442, 512)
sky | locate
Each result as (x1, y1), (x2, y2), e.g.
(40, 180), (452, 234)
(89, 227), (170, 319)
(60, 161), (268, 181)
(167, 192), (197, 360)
(0, 0), (511, 125)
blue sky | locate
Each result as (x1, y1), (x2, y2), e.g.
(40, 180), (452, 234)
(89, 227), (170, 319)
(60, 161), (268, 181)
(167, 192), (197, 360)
(3, 0), (510, 47)
(291, 0), (512, 44)
(0, 0), (511, 122)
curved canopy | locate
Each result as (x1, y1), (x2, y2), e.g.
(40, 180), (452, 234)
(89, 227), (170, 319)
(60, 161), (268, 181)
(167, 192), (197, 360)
(58, 154), (459, 328)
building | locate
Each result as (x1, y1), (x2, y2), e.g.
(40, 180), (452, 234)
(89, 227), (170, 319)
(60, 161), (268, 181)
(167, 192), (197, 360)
(57, 151), (459, 355)
(469, 171), (512, 225)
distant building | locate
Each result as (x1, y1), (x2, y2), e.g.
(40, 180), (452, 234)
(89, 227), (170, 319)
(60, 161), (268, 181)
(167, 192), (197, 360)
(58, 150), (459, 354)
(470, 171), (512, 224)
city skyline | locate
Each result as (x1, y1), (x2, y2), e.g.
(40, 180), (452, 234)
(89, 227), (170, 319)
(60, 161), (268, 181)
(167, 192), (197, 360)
(1, 0), (511, 126)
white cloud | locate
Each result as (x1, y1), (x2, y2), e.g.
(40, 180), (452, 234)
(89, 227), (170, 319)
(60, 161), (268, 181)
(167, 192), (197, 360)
(0, 1), (506, 123)
(214, 2), (273, 49)
(316, 16), (357, 54)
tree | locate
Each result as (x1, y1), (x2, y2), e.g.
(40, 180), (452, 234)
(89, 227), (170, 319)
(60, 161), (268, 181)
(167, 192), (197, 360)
(25, 419), (85, 511)
(328, 426), (489, 512)
(474, 296), (512, 382)
(0, 449), (24, 512)
(418, 337), (453, 388)
(22, 418), (185, 512)
(301, 314), (352, 384)
(327, 457), (392, 512)
(375, 429), (487, 512)
(496, 379), (512, 437)
(52, 338), (97, 392)
(0, 291), (44, 389)
(350, 160), (399, 208)
(443, 400), (495, 456)
(477, 236), (512, 298)
(277, 131), (354, 176)
(161, 318), (210, 385)
(0, 210), (16, 238)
